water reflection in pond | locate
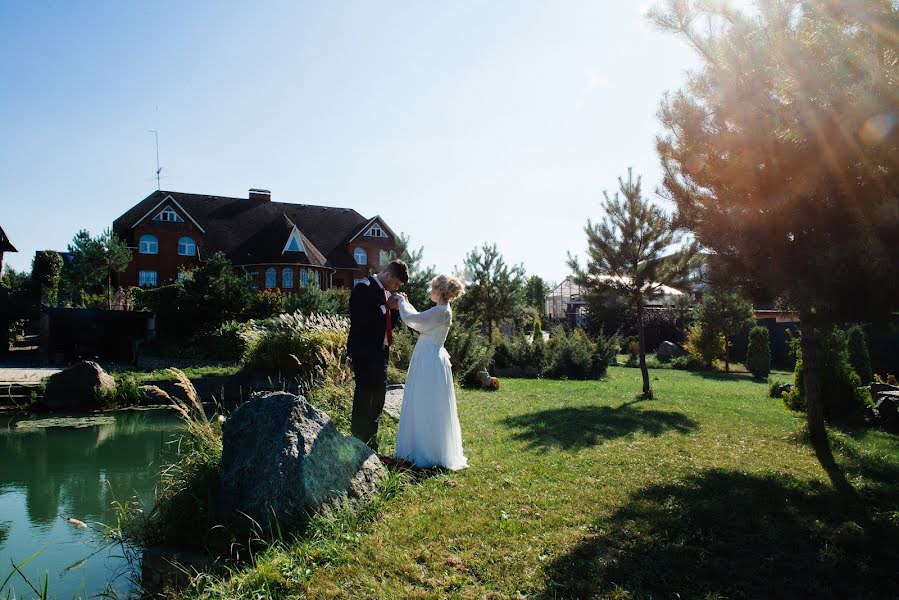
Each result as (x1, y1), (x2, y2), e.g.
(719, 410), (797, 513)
(0, 410), (183, 598)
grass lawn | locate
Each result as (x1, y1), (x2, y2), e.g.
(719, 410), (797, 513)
(186, 367), (899, 599)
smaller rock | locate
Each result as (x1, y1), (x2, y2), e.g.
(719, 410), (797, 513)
(656, 341), (686, 362)
(383, 388), (404, 420)
(41, 361), (116, 411)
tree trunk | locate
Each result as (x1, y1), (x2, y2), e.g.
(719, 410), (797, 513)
(724, 332), (730, 372)
(800, 320), (827, 450)
(107, 272), (112, 310)
(638, 303), (652, 399)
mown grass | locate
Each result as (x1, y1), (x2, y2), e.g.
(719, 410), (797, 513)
(178, 367), (898, 599)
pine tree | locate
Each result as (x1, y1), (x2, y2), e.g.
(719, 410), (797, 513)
(455, 243), (525, 342)
(651, 0), (899, 444)
(695, 291), (755, 372)
(569, 169), (699, 399)
(67, 229), (132, 309)
(525, 275), (550, 316)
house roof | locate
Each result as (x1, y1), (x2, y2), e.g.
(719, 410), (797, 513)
(0, 226), (17, 253)
(112, 191), (375, 269)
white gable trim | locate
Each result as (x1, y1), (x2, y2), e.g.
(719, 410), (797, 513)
(282, 226), (307, 254)
(131, 195), (206, 233)
(347, 215), (397, 244)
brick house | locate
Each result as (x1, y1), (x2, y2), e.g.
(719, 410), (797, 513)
(112, 189), (399, 290)
(0, 225), (17, 273)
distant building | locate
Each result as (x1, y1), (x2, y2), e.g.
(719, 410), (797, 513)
(0, 226), (17, 273)
(545, 276), (687, 327)
(112, 189), (399, 290)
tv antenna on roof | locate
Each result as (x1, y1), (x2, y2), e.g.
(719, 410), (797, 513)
(149, 130), (163, 190)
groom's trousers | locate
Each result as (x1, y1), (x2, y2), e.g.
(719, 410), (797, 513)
(351, 347), (388, 452)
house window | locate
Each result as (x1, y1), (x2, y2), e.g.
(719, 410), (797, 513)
(354, 248), (367, 265)
(265, 268), (276, 289)
(300, 268), (309, 287)
(153, 206), (184, 222)
(314, 270), (321, 288)
(178, 236), (196, 256)
(282, 268), (294, 289)
(139, 234), (158, 254)
(365, 224), (386, 238)
(138, 270), (158, 288)
(379, 249), (391, 267)
(390, 250), (397, 261)
(354, 278), (366, 287)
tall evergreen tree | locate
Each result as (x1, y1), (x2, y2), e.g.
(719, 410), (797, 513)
(31, 251), (63, 307)
(569, 169), (699, 398)
(67, 229), (132, 309)
(695, 290), (755, 372)
(455, 243), (525, 342)
(651, 0), (899, 445)
(525, 275), (550, 316)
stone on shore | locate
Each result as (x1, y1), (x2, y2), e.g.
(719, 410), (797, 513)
(41, 360), (116, 411)
(656, 341), (686, 362)
(219, 391), (386, 533)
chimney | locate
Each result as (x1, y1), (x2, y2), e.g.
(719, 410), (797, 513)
(249, 188), (271, 201)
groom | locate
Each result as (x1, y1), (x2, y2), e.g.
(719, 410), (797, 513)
(347, 260), (408, 451)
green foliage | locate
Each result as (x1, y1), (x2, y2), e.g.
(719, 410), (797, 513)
(242, 312), (349, 377)
(66, 228), (131, 307)
(396, 233), (437, 313)
(307, 383), (355, 434)
(746, 326), (772, 379)
(455, 243), (525, 342)
(283, 285), (349, 316)
(684, 323), (724, 369)
(250, 288), (287, 319)
(785, 328), (870, 420)
(197, 320), (253, 362)
(525, 275), (550, 316)
(388, 325), (415, 371)
(444, 322), (494, 386)
(30, 251), (62, 307)
(671, 354), (704, 371)
(102, 372), (148, 408)
(544, 327), (597, 380)
(694, 291), (755, 372)
(846, 325), (873, 385)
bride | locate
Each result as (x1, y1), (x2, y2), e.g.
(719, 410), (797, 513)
(394, 274), (468, 470)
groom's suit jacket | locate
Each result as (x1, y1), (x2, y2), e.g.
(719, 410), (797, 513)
(347, 276), (394, 362)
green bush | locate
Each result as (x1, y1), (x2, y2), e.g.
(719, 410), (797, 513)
(684, 322), (725, 368)
(591, 328), (620, 379)
(196, 320), (253, 362)
(785, 328), (869, 420)
(544, 327), (596, 380)
(283, 285), (349, 316)
(671, 354), (704, 371)
(745, 326), (772, 379)
(445, 323), (494, 386)
(243, 312), (349, 378)
(250, 288), (287, 319)
(531, 329), (547, 373)
(846, 324), (873, 385)
(389, 325), (415, 371)
(491, 335), (517, 370)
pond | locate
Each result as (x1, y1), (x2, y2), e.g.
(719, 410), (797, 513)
(0, 410), (184, 599)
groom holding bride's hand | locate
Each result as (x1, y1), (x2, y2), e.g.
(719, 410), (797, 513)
(347, 260), (408, 452)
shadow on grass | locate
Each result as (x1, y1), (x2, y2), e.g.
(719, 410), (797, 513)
(537, 469), (899, 599)
(502, 403), (698, 452)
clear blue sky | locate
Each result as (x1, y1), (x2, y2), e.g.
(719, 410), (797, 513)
(1, 0), (700, 284)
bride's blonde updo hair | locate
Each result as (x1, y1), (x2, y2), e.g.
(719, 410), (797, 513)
(431, 274), (465, 302)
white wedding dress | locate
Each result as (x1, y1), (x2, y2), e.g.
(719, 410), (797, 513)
(395, 299), (468, 470)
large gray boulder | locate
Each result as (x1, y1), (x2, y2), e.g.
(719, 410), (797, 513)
(656, 341), (686, 362)
(219, 391), (386, 532)
(41, 360), (116, 411)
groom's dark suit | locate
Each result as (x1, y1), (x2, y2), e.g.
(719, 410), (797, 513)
(347, 275), (395, 451)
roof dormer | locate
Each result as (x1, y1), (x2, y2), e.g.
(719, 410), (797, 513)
(282, 225), (306, 254)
